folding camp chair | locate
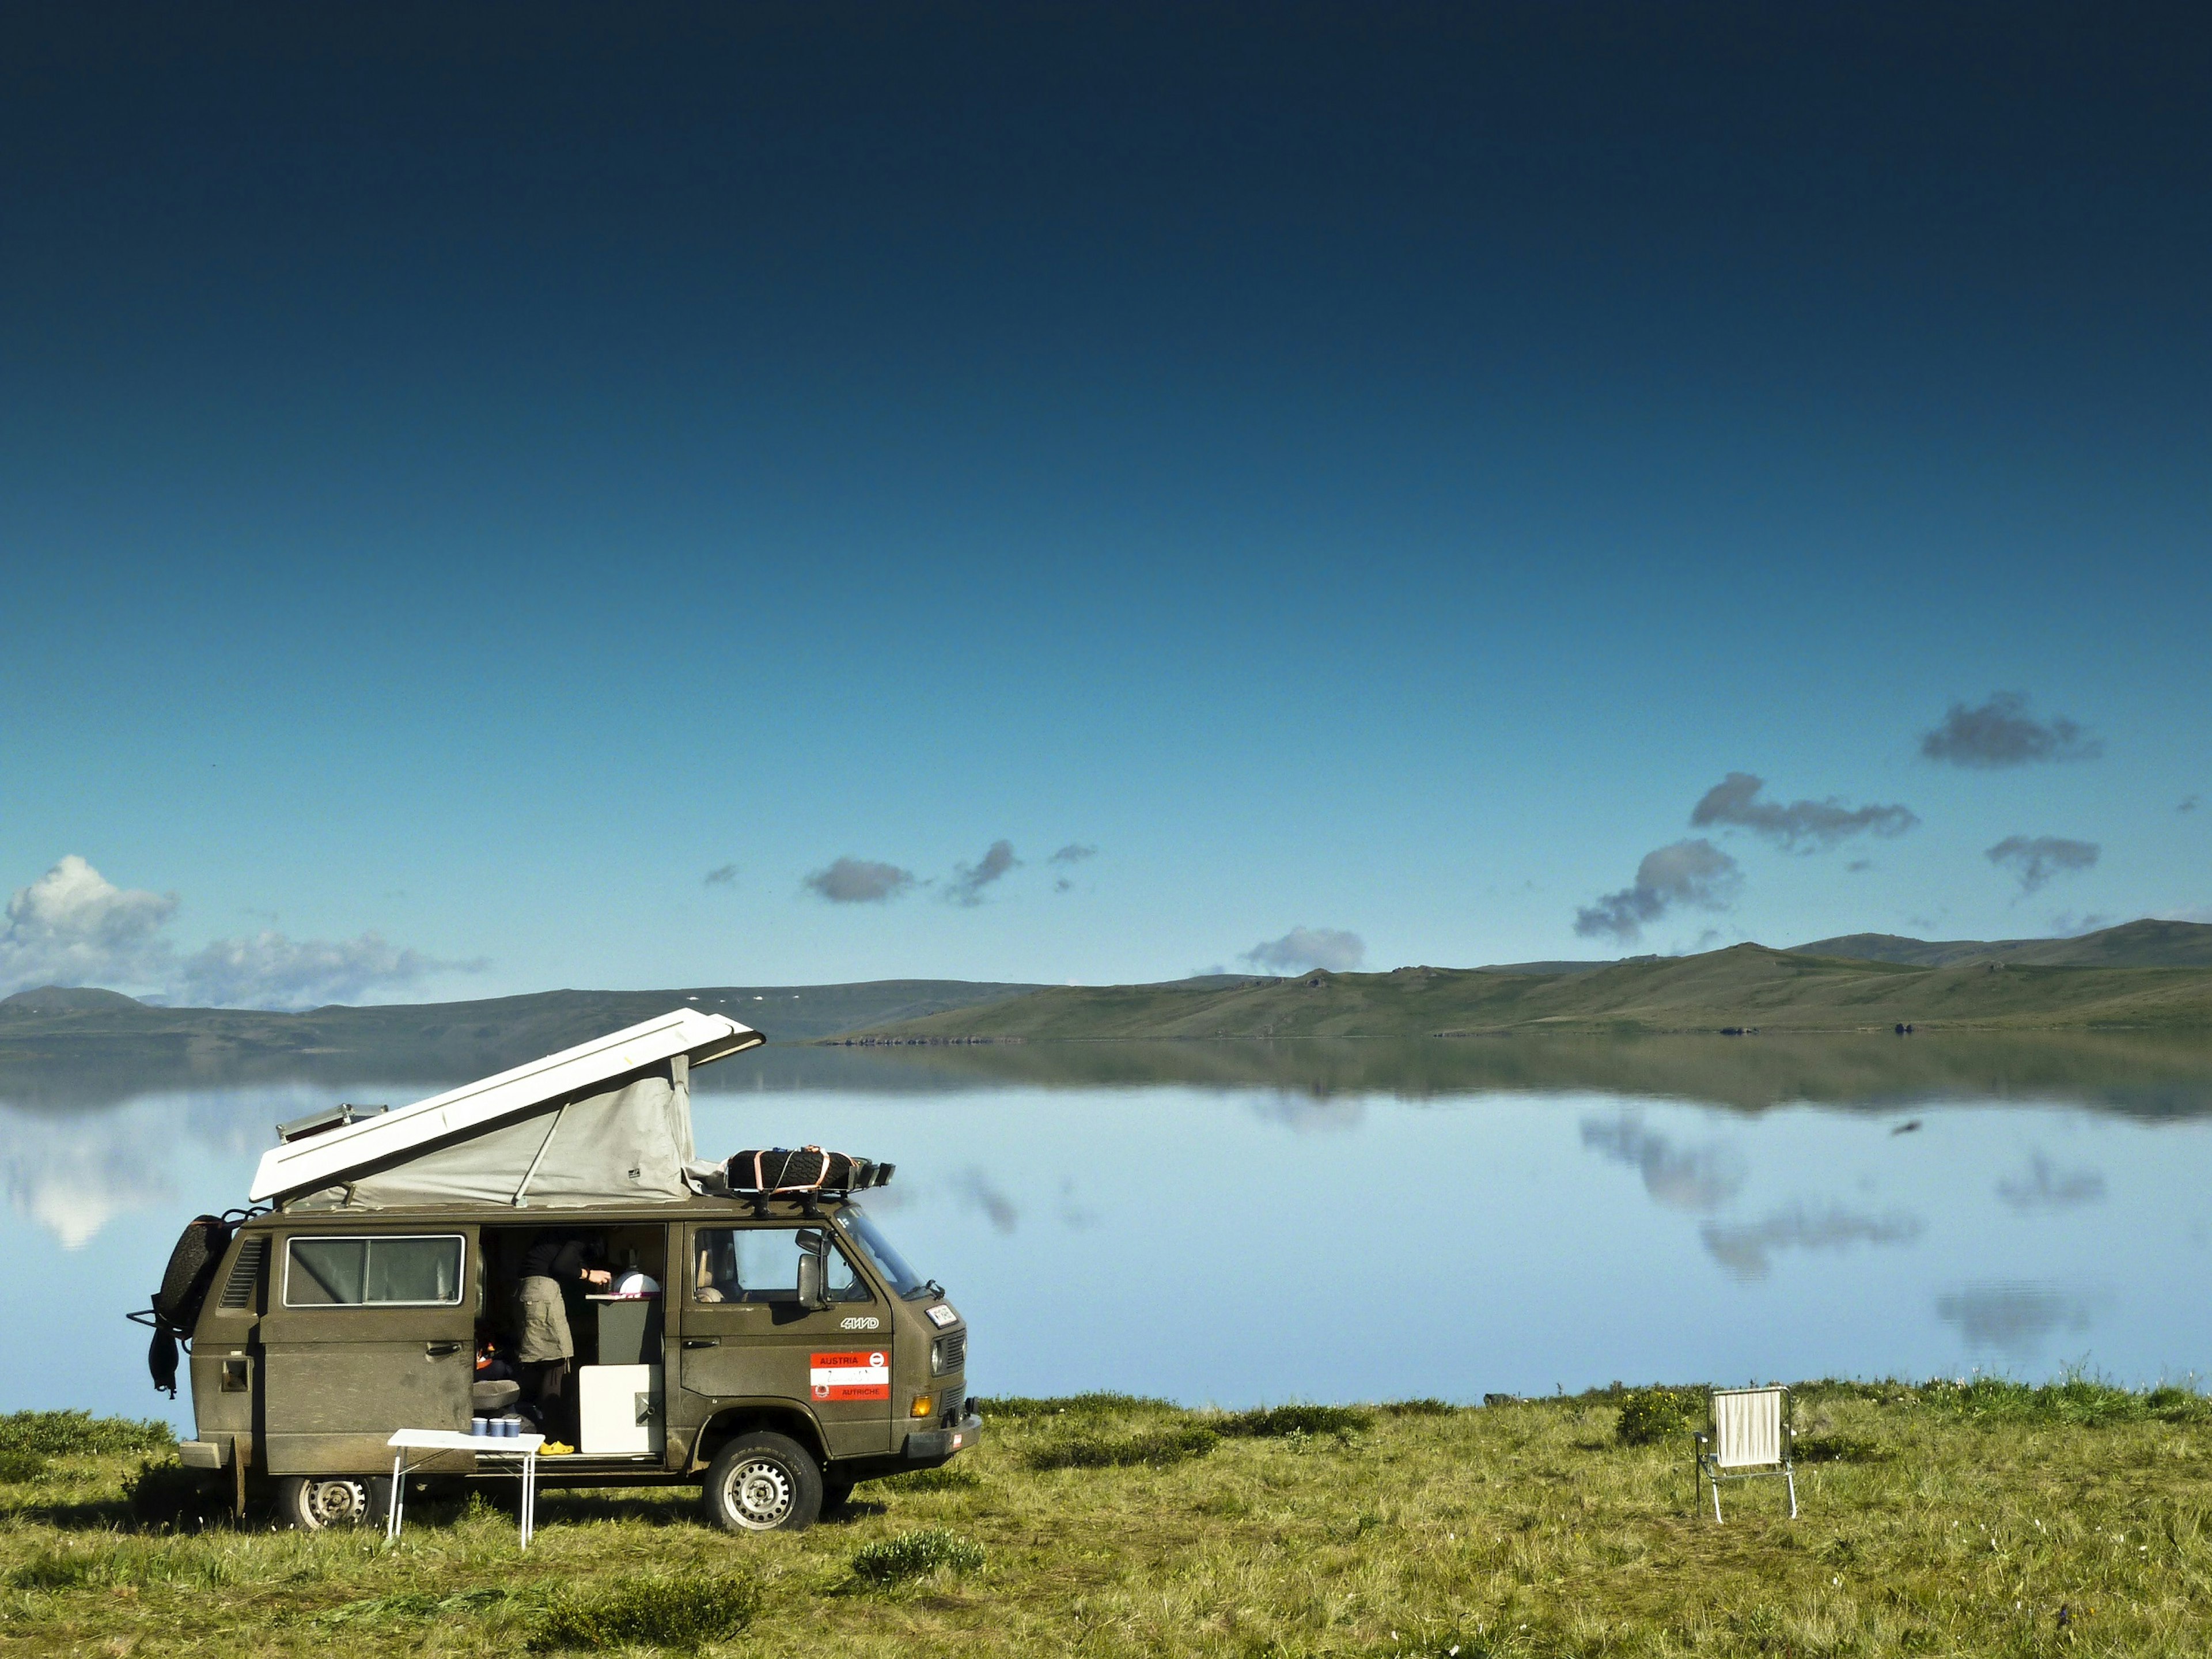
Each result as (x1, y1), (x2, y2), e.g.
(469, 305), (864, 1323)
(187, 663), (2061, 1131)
(1692, 1385), (1797, 1521)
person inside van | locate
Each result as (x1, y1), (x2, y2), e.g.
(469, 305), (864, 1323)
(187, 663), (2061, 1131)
(516, 1230), (611, 1445)
(693, 1231), (743, 1302)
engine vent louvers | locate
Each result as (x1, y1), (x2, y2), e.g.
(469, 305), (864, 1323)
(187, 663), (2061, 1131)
(218, 1237), (267, 1310)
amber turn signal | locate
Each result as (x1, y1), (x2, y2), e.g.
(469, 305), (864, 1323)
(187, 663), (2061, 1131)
(910, 1393), (934, 1418)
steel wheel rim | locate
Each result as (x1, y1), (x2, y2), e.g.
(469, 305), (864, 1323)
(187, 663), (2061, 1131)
(307, 1479), (369, 1527)
(723, 1456), (794, 1529)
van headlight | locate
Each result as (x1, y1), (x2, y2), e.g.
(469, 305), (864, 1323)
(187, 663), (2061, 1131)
(930, 1331), (965, 1376)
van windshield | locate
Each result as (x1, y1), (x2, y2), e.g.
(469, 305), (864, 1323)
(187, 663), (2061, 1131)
(837, 1205), (933, 1301)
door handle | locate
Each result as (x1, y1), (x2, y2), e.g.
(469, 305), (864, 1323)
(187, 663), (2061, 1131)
(425, 1341), (463, 1357)
(683, 1338), (718, 1349)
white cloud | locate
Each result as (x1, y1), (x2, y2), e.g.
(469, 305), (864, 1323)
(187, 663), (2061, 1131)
(1920, 692), (2101, 768)
(1986, 835), (2099, 894)
(803, 856), (916, 904)
(1689, 772), (1918, 851)
(946, 840), (1020, 907)
(1242, 926), (1365, 973)
(1573, 839), (1742, 944)
(0, 855), (177, 994)
(0, 855), (478, 1009)
(176, 930), (472, 1010)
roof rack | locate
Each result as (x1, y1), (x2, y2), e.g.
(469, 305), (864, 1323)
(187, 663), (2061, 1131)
(275, 1103), (388, 1143)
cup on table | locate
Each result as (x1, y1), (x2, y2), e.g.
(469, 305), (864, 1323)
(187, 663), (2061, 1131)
(471, 1417), (490, 1437)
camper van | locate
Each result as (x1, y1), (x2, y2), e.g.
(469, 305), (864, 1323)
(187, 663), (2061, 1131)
(146, 1009), (977, 1533)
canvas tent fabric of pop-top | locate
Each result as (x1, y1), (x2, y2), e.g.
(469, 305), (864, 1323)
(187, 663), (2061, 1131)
(247, 1009), (764, 1210)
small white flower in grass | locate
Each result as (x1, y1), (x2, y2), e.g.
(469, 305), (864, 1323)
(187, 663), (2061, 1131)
(1832, 1577), (1841, 1587)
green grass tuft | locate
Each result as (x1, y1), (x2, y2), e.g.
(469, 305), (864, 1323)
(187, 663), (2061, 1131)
(317, 1588), (529, 1627)
(877, 1464), (982, 1492)
(0, 1449), (48, 1483)
(1795, 1434), (1887, 1463)
(1026, 1423), (1219, 1470)
(850, 1527), (986, 1585)
(10, 1547), (106, 1592)
(1218, 1403), (1374, 1438)
(969, 1392), (1176, 1420)
(0, 1409), (173, 1456)
(1917, 1370), (2210, 1426)
(1378, 1397), (1457, 1416)
(531, 1572), (760, 1652)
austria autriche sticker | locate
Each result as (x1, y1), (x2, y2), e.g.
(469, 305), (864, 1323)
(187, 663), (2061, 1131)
(809, 1350), (890, 1401)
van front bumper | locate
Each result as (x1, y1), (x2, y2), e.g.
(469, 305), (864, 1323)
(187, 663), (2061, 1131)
(902, 1412), (982, 1461)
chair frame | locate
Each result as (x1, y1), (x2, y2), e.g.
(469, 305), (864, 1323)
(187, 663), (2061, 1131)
(1691, 1385), (1797, 1521)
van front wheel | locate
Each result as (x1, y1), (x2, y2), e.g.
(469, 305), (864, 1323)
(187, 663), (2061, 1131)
(275, 1475), (388, 1530)
(701, 1433), (822, 1533)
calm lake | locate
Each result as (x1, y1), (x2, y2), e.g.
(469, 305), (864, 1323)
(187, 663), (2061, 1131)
(10, 1033), (2212, 1428)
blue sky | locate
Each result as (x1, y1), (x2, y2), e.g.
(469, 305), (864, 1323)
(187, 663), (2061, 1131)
(2, 3), (2207, 1006)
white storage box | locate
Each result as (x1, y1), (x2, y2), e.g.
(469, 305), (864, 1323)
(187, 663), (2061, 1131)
(579, 1363), (663, 1456)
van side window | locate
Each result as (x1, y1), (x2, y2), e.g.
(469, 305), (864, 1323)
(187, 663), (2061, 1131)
(692, 1228), (870, 1304)
(283, 1236), (465, 1306)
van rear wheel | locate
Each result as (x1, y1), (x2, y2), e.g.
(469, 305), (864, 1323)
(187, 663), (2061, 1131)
(275, 1474), (389, 1530)
(701, 1433), (821, 1533)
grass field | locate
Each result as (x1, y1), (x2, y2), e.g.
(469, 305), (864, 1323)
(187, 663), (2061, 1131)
(4, 1380), (2211, 1656)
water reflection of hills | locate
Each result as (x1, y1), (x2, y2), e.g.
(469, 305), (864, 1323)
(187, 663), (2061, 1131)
(6, 1033), (2212, 1252)
(9, 1032), (2212, 1119)
(775, 1033), (2212, 1118)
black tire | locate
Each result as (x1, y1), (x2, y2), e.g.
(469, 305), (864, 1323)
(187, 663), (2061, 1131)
(820, 1472), (856, 1516)
(154, 1216), (232, 1330)
(700, 1433), (823, 1533)
(274, 1474), (389, 1531)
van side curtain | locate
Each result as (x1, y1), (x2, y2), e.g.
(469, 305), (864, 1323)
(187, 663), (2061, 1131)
(342, 1075), (695, 1208)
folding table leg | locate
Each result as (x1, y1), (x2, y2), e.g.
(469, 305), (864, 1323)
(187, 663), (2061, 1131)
(1711, 1474), (1724, 1524)
(387, 1452), (405, 1542)
(1785, 1469), (1798, 1520)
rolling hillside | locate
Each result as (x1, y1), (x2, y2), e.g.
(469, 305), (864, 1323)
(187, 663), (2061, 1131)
(0, 979), (1043, 1077)
(851, 935), (2212, 1040)
(1787, 918), (2212, 969)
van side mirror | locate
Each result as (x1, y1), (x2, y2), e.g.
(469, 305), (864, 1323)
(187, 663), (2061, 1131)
(797, 1249), (828, 1310)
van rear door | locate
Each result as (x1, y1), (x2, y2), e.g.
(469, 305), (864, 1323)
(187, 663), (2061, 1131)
(259, 1225), (478, 1475)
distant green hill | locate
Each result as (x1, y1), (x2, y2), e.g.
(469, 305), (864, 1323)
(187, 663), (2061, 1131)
(0, 979), (1043, 1079)
(850, 935), (2212, 1040)
(1787, 918), (2212, 969)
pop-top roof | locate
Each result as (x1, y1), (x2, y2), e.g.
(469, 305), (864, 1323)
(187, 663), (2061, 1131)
(247, 1007), (763, 1203)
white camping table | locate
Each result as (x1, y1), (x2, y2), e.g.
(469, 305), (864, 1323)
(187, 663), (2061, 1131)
(384, 1429), (546, 1547)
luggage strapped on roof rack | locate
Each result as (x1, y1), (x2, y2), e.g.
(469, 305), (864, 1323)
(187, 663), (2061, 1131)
(726, 1147), (893, 1205)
